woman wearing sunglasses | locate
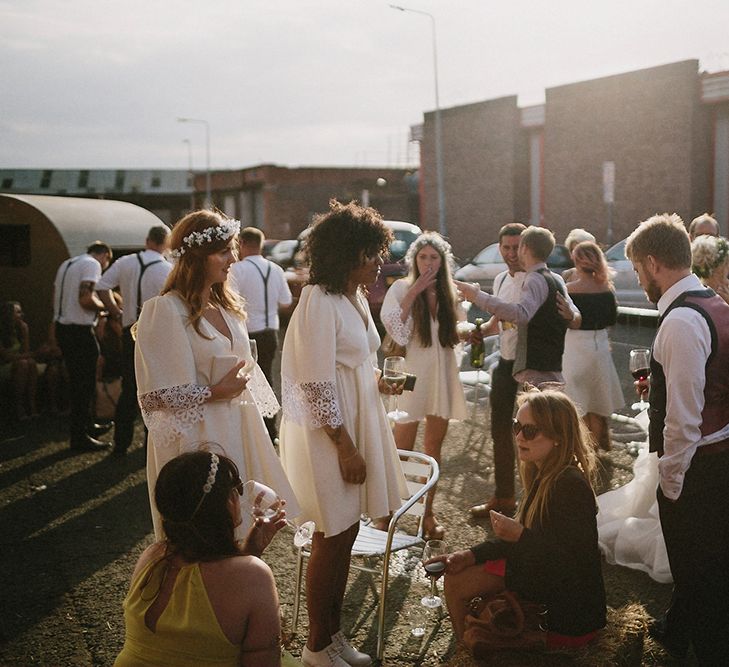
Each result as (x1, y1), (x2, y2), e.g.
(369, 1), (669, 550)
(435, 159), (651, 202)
(115, 450), (295, 667)
(427, 390), (606, 654)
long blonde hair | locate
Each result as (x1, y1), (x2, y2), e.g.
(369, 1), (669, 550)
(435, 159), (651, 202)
(517, 390), (597, 529)
(572, 241), (614, 288)
(404, 232), (459, 348)
(162, 210), (245, 336)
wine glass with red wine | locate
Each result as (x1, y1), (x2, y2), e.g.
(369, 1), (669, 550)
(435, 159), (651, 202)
(629, 348), (650, 411)
(421, 539), (447, 608)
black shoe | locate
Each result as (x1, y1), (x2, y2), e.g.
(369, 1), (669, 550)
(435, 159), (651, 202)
(70, 435), (111, 452)
(648, 618), (689, 660)
(88, 422), (113, 437)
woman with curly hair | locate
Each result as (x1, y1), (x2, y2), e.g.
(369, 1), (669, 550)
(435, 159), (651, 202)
(379, 232), (467, 539)
(691, 234), (729, 304)
(135, 209), (298, 541)
(279, 200), (407, 667)
(430, 391), (606, 654)
(115, 451), (291, 667)
(562, 241), (623, 450)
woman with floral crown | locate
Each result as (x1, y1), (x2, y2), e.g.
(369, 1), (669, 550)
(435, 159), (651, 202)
(691, 233), (729, 304)
(134, 209), (299, 541)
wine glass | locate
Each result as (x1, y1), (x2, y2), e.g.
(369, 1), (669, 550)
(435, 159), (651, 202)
(629, 348), (651, 411)
(242, 480), (316, 548)
(421, 539), (447, 608)
(383, 356), (409, 422)
(239, 339), (258, 406)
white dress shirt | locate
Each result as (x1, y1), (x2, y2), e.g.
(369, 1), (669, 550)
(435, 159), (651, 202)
(96, 250), (172, 328)
(53, 254), (102, 326)
(229, 255), (292, 332)
(653, 273), (729, 499)
(492, 270), (525, 361)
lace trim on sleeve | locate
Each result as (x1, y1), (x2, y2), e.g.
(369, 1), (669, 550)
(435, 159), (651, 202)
(281, 377), (343, 429)
(382, 306), (412, 346)
(138, 383), (211, 448)
(246, 364), (281, 418)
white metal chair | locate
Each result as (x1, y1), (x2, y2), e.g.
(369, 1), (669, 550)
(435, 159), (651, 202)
(291, 449), (440, 662)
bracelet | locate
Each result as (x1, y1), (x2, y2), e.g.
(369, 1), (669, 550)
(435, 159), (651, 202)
(339, 449), (359, 462)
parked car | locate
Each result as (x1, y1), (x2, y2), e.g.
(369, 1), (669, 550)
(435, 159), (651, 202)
(262, 238), (280, 260)
(269, 239), (299, 269)
(605, 239), (656, 309)
(453, 242), (573, 293)
(283, 220), (423, 328)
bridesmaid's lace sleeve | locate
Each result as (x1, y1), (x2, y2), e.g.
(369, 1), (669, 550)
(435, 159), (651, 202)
(282, 377), (343, 429)
(247, 364), (281, 418)
(381, 305), (413, 346)
(138, 383), (211, 448)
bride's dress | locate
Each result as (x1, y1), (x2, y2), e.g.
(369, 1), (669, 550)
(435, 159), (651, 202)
(596, 409), (672, 583)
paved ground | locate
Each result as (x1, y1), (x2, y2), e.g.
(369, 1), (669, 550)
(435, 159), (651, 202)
(0, 320), (688, 666)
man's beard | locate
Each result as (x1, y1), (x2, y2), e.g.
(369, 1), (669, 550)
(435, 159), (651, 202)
(645, 276), (662, 303)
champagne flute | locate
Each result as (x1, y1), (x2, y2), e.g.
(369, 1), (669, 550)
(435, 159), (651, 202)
(383, 356), (409, 422)
(239, 339), (258, 406)
(421, 539), (447, 608)
(242, 480), (316, 548)
(629, 348), (651, 411)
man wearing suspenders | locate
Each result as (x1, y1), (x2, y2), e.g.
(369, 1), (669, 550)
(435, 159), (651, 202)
(229, 227), (292, 443)
(97, 226), (171, 456)
(52, 241), (112, 451)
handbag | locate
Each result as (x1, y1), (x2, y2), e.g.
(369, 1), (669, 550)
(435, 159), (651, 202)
(462, 590), (548, 657)
(95, 377), (122, 421)
(381, 333), (406, 358)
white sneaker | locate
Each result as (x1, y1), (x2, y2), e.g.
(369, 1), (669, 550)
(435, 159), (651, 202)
(331, 631), (372, 666)
(302, 643), (350, 667)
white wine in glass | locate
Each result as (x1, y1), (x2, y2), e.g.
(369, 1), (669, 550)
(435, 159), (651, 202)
(239, 339), (258, 406)
(629, 348), (650, 411)
(242, 480), (315, 548)
(383, 355), (409, 422)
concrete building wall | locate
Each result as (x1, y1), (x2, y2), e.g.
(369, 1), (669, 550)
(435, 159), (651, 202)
(543, 60), (711, 244)
(422, 97), (519, 259)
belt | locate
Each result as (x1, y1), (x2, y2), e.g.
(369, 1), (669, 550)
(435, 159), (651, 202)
(695, 437), (729, 457)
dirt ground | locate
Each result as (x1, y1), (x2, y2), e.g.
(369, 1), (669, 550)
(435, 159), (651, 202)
(0, 402), (685, 667)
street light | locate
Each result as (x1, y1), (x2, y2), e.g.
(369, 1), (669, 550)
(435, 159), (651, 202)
(182, 138), (194, 210)
(177, 117), (211, 208)
(390, 4), (446, 237)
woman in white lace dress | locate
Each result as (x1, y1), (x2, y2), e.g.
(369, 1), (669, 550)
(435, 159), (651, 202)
(279, 201), (407, 667)
(135, 210), (299, 541)
(380, 232), (467, 540)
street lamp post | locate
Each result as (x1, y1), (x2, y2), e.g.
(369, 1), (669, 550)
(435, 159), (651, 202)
(177, 117), (211, 208)
(390, 4), (446, 237)
(182, 138), (195, 210)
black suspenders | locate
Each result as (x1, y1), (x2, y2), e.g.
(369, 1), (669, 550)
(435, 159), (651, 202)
(56, 257), (79, 320)
(245, 258), (273, 328)
(135, 252), (163, 317)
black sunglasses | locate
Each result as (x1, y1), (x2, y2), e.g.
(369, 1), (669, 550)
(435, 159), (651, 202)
(512, 418), (541, 441)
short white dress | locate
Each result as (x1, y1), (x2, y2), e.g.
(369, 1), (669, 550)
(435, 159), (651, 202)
(562, 291), (624, 417)
(380, 279), (467, 423)
(135, 292), (300, 540)
(279, 285), (408, 538)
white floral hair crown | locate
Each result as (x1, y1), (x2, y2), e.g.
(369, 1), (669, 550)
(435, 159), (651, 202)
(170, 218), (241, 260)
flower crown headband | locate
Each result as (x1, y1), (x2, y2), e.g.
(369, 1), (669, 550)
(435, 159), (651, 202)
(190, 453), (219, 517)
(169, 218), (241, 260)
(692, 236), (729, 280)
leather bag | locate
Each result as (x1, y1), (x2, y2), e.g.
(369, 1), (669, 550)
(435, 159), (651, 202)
(462, 590), (548, 657)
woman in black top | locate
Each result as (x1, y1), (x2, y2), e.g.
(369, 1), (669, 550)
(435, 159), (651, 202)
(431, 391), (606, 648)
(562, 241), (623, 450)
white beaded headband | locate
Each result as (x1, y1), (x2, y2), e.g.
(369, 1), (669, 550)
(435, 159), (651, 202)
(191, 453), (219, 516)
(169, 218), (241, 260)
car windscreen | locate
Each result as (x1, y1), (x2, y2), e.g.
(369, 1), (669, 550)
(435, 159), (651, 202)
(388, 230), (419, 261)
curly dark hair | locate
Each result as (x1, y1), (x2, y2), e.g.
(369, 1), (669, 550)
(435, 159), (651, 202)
(306, 200), (393, 294)
(154, 450), (242, 563)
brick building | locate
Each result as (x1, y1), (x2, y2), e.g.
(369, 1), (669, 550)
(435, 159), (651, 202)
(418, 60), (729, 258)
(203, 165), (419, 240)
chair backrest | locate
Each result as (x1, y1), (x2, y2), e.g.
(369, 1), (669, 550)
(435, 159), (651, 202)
(395, 449), (439, 539)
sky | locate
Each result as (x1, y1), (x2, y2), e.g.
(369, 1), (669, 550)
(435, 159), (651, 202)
(2, 0), (728, 171)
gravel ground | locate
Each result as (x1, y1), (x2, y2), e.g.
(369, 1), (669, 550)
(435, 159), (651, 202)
(0, 321), (691, 666)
